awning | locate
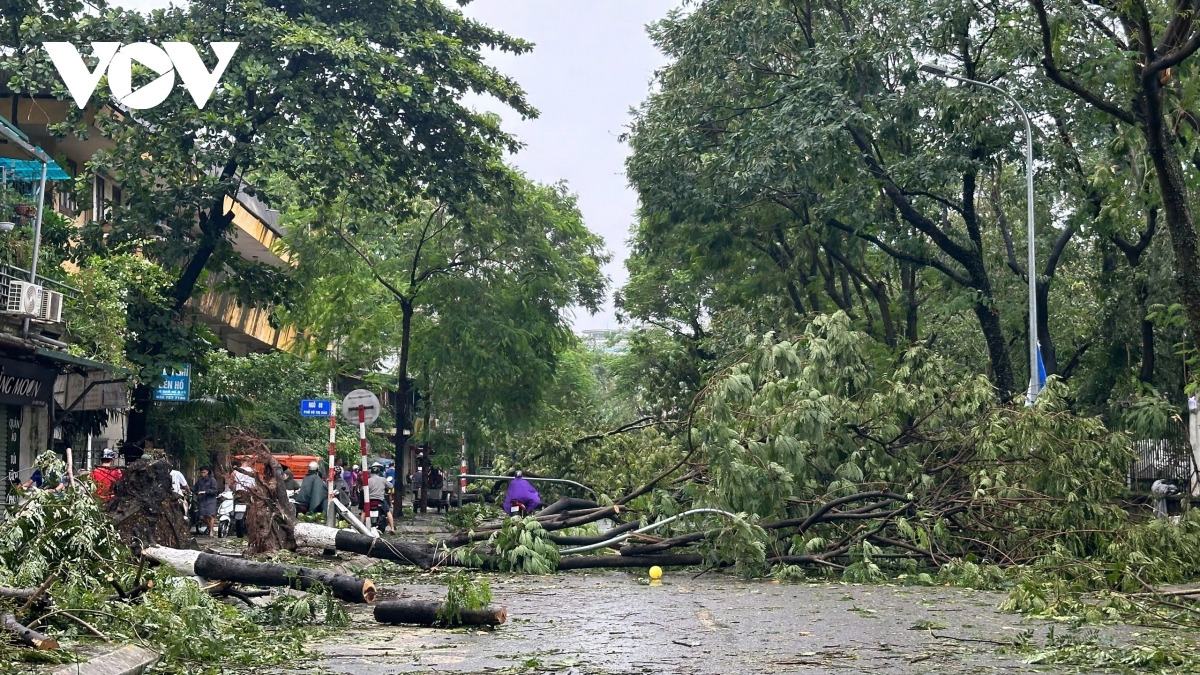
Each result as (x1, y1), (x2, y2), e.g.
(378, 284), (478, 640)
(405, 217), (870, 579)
(0, 157), (71, 181)
(35, 347), (131, 375)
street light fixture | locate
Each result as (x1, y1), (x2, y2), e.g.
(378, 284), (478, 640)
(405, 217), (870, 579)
(919, 64), (1041, 403)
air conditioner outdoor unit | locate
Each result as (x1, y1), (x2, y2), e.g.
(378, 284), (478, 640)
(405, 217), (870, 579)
(37, 289), (63, 323)
(5, 281), (42, 316)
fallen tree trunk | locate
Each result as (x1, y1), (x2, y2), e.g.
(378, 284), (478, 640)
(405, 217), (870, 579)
(538, 498), (599, 517)
(143, 547), (376, 603)
(443, 505), (622, 547)
(0, 587), (38, 602)
(2, 612), (58, 649)
(549, 520), (640, 546)
(373, 600), (507, 627)
(294, 523), (450, 570)
(556, 553), (704, 570)
(620, 530), (711, 556)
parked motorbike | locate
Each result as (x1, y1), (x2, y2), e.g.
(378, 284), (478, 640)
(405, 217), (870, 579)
(216, 490), (248, 538)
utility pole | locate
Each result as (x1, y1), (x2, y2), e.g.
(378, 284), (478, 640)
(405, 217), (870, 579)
(920, 64), (1040, 402)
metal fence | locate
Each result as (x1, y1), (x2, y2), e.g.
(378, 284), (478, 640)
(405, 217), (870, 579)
(1129, 418), (1198, 492)
(0, 262), (80, 303)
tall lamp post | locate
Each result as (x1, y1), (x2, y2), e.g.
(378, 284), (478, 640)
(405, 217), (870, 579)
(919, 64), (1040, 403)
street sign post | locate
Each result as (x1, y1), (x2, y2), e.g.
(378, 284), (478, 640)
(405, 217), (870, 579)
(342, 389), (381, 534)
(153, 365), (190, 402)
(340, 390), (380, 425)
(300, 399), (332, 418)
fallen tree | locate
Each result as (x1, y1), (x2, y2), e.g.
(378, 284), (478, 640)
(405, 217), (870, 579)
(1, 611), (58, 649)
(107, 458), (194, 550)
(374, 600), (506, 627)
(144, 547), (376, 603)
(229, 430), (299, 555)
(294, 523), (452, 569)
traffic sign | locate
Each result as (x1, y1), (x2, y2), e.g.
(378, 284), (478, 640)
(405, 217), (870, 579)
(341, 389), (381, 425)
(300, 399), (332, 418)
(153, 365), (190, 402)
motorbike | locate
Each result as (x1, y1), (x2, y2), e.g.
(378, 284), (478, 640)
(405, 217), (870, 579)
(216, 490), (234, 538)
(216, 490), (248, 538)
(366, 499), (386, 530)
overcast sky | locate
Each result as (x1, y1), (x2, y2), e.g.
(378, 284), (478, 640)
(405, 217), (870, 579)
(117, 0), (678, 330)
(458, 1), (678, 331)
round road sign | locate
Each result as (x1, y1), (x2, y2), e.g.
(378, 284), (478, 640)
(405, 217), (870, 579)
(341, 389), (382, 425)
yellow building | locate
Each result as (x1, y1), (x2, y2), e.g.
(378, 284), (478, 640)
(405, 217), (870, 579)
(0, 92), (293, 490)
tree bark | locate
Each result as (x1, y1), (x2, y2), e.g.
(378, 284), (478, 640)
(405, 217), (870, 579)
(974, 301), (1016, 396)
(123, 384), (153, 460)
(294, 523), (449, 570)
(394, 300), (414, 517)
(374, 600), (506, 627)
(143, 547), (376, 603)
(1, 612), (58, 650)
(0, 587), (38, 602)
(557, 553), (704, 570)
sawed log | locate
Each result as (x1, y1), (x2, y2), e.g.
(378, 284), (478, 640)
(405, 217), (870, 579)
(374, 600), (507, 627)
(294, 523), (450, 570)
(1, 612), (58, 650)
(143, 546), (376, 603)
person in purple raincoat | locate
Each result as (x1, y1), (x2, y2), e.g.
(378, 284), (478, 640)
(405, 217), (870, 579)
(503, 471), (541, 516)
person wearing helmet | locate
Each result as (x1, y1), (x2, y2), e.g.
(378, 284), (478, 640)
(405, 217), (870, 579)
(367, 462), (395, 533)
(90, 449), (122, 502)
(503, 470), (541, 516)
(294, 460), (328, 514)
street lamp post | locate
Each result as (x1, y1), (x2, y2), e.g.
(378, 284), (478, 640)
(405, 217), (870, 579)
(919, 64), (1040, 403)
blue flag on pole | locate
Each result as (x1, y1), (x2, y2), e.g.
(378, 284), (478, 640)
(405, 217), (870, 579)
(1036, 342), (1047, 390)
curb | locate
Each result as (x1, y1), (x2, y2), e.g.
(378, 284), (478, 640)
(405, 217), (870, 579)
(52, 645), (158, 675)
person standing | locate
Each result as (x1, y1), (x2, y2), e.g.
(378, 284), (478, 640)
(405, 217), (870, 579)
(230, 457), (257, 537)
(90, 449), (122, 501)
(348, 464), (362, 514)
(332, 466), (351, 509)
(194, 467), (219, 536)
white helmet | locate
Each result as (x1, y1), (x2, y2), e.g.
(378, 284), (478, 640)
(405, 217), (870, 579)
(308, 461), (319, 472)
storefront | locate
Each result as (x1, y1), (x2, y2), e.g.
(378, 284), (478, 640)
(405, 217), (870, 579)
(0, 348), (128, 502)
(0, 355), (56, 501)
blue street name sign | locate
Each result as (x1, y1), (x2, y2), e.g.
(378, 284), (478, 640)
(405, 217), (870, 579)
(300, 399), (332, 418)
(153, 365), (191, 402)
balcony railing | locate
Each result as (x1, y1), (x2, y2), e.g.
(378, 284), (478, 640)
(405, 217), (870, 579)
(0, 262), (80, 304)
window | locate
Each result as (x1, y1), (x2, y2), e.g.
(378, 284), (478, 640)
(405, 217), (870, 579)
(111, 186), (122, 207)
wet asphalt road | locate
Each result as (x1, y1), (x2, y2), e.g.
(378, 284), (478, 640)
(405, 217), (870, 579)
(282, 571), (1118, 675)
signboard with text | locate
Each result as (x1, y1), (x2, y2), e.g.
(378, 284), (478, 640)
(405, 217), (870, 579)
(153, 365), (190, 402)
(300, 399), (332, 418)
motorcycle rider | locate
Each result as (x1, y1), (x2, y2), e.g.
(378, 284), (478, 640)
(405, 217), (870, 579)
(294, 461), (328, 514)
(367, 462), (395, 533)
(503, 470), (541, 516)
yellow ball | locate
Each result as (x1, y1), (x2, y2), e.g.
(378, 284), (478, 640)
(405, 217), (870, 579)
(649, 566), (663, 580)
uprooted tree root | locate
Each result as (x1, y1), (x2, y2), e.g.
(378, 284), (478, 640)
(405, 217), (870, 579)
(107, 458), (195, 551)
(227, 429), (299, 555)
